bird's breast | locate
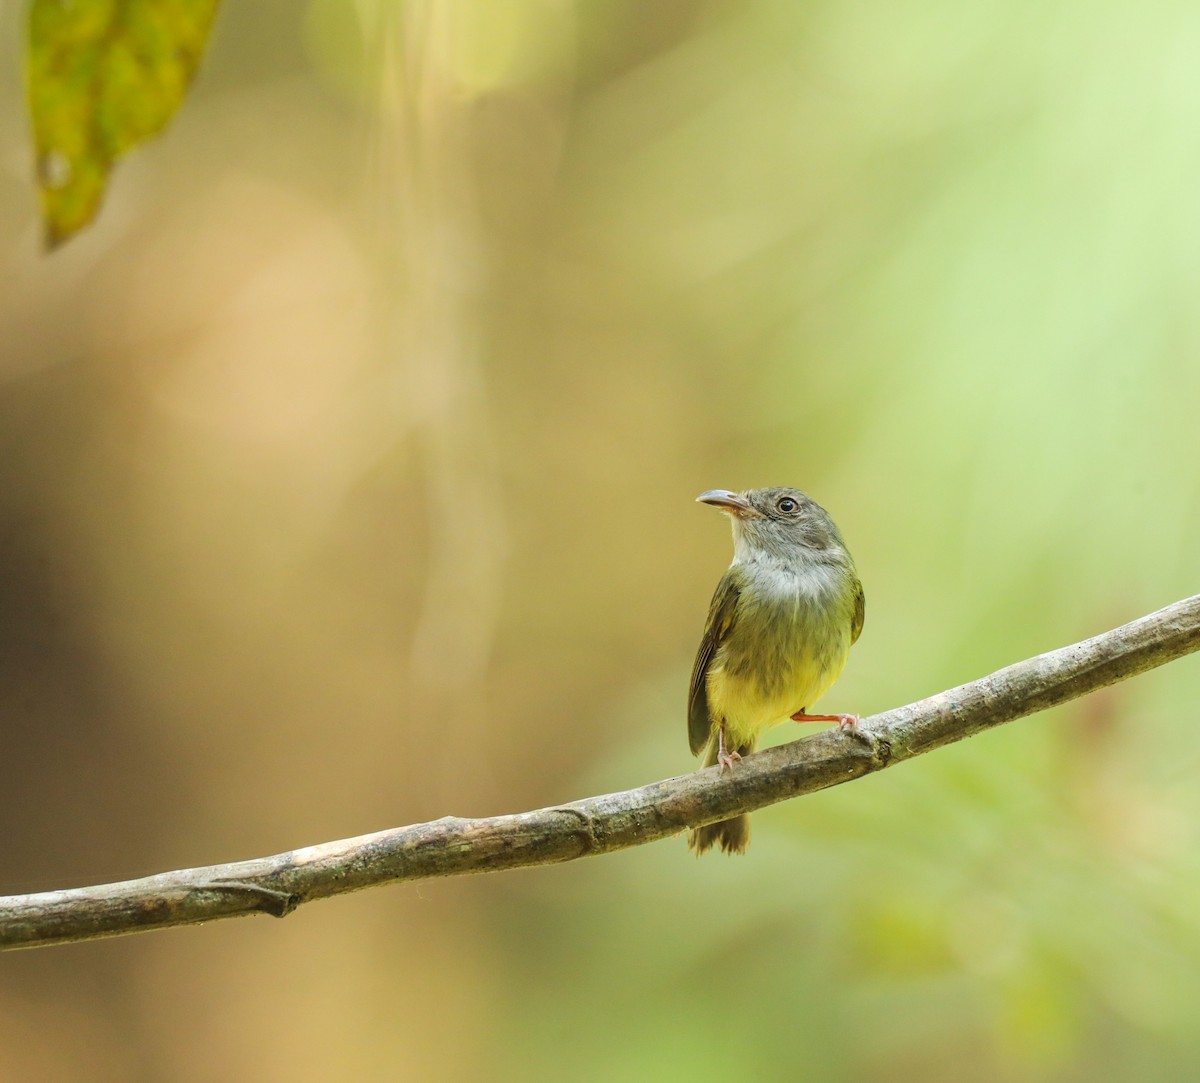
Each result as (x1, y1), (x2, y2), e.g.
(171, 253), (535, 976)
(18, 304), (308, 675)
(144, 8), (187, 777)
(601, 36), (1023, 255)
(706, 561), (853, 743)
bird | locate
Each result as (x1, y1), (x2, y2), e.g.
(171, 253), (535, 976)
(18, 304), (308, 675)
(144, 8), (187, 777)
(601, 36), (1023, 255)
(687, 487), (864, 854)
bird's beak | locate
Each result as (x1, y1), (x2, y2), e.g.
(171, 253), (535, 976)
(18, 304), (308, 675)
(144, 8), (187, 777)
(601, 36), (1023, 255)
(697, 489), (752, 517)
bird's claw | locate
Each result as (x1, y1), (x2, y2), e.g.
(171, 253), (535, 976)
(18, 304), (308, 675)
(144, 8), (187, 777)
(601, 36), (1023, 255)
(839, 718), (877, 751)
(716, 749), (741, 773)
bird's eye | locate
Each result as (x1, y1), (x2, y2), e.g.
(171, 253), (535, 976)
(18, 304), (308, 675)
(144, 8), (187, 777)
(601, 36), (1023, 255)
(776, 497), (798, 514)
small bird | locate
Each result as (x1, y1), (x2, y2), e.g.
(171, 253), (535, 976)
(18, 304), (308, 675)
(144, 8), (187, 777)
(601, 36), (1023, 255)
(687, 487), (864, 855)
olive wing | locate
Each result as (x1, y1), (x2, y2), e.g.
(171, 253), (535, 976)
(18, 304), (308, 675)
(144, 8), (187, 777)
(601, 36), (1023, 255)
(850, 574), (865, 646)
(687, 572), (741, 756)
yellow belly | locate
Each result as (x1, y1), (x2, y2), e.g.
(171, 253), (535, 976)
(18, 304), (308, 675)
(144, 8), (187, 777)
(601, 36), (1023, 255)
(706, 642), (848, 749)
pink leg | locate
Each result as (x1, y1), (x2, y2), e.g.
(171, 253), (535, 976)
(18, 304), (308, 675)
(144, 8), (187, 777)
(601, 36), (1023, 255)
(716, 722), (741, 771)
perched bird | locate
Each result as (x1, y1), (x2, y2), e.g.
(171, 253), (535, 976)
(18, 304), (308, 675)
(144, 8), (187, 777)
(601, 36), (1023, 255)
(687, 487), (864, 855)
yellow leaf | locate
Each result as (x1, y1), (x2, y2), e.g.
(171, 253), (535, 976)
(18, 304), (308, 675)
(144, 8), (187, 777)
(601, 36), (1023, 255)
(26, 0), (221, 249)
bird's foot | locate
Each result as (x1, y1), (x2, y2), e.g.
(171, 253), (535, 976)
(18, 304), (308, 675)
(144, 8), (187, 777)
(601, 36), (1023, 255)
(792, 710), (873, 746)
(838, 716), (878, 752)
(716, 723), (741, 772)
(836, 713), (861, 734)
(790, 710), (859, 731)
(716, 748), (742, 772)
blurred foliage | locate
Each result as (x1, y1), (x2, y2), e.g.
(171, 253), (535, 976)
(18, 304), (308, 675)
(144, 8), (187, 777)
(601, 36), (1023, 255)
(26, 0), (220, 247)
(1, 0), (1199, 1080)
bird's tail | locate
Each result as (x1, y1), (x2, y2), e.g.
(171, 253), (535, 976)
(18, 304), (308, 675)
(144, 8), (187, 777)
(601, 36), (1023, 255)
(688, 735), (757, 855)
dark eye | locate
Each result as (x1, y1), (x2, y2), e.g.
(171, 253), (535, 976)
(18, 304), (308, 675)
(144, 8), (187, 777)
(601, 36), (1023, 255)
(776, 497), (798, 514)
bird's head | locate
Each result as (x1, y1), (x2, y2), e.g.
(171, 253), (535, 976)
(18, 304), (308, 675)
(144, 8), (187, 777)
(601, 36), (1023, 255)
(697, 487), (846, 563)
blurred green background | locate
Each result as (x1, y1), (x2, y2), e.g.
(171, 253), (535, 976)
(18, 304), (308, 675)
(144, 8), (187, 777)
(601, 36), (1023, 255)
(2, 1), (1200, 1079)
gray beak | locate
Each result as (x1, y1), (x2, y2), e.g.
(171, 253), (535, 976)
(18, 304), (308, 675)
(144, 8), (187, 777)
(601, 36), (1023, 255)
(697, 489), (752, 516)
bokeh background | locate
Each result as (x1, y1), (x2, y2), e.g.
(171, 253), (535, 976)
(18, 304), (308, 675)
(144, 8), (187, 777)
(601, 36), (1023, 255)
(2, 1), (1200, 1079)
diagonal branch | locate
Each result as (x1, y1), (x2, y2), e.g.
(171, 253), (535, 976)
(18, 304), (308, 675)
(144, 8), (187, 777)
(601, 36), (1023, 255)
(3, 594), (1199, 952)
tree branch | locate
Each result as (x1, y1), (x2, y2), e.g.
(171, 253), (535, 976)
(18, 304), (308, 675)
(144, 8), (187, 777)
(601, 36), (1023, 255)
(4, 595), (1198, 952)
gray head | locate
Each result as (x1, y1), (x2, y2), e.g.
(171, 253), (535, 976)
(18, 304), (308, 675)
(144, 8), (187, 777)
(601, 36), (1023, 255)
(697, 487), (848, 565)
